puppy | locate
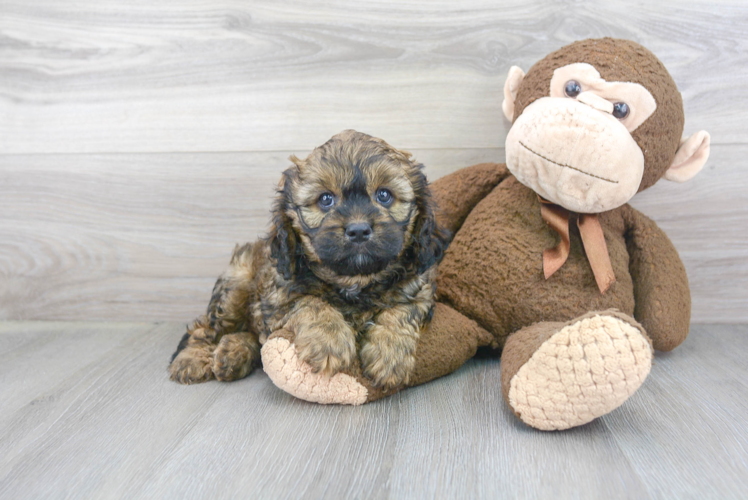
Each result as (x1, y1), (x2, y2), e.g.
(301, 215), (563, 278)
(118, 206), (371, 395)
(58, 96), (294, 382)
(168, 130), (449, 389)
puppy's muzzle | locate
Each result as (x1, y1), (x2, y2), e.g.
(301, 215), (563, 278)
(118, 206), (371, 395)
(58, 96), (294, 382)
(345, 222), (372, 244)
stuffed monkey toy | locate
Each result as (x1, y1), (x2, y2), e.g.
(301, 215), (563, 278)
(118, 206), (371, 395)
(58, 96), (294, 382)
(260, 38), (711, 431)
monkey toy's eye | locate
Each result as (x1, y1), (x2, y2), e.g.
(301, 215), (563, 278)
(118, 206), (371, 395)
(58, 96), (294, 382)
(612, 102), (630, 119)
(375, 188), (394, 206)
(318, 192), (335, 209)
(564, 80), (582, 97)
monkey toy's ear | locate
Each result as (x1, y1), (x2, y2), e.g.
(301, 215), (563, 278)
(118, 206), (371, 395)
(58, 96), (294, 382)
(664, 131), (711, 182)
(502, 66), (526, 122)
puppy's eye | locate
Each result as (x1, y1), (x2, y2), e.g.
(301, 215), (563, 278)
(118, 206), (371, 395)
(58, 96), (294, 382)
(318, 193), (335, 209)
(564, 80), (581, 98)
(612, 102), (630, 119)
(376, 188), (393, 206)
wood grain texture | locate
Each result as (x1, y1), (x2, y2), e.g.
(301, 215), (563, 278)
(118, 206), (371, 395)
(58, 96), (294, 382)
(1, 0), (747, 322)
(1, 145), (745, 322)
(0, 148), (498, 322)
(1, 0), (746, 154)
(0, 321), (745, 499)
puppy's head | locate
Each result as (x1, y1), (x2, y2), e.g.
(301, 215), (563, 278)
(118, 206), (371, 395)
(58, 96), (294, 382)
(269, 130), (448, 283)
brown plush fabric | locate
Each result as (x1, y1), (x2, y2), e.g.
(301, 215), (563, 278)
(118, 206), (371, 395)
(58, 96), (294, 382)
(429, 162), (511, 235)
(513, 38), (684, 192)
(363, 302), (493, 402)
(621, 205), (691, 350)
(436, 175), (637, 346)
(408, 302), (494, 387)
(435, 171), (691, 353)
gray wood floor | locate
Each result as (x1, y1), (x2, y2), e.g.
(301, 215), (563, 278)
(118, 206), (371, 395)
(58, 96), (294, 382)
(0, 322), (746, 499)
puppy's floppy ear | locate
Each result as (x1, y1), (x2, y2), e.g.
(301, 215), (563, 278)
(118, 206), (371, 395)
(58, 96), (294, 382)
(268, 163), (299, 280)
(409, 163), (451, 274)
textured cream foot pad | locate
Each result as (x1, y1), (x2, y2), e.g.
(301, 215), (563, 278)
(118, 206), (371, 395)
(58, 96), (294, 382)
(508, 315), (653, 431)
(261, 337), (368, 405)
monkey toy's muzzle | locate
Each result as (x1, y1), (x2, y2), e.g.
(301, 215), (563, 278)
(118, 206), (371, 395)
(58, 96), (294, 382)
(505, 97), (644, 214)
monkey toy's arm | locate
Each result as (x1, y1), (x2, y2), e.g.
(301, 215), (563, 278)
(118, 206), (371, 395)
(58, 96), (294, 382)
(429, 163), (511, 235)
(623, 205), (691, 351)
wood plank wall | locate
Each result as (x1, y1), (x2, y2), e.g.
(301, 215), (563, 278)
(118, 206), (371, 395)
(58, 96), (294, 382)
(1, 0), (747, 322)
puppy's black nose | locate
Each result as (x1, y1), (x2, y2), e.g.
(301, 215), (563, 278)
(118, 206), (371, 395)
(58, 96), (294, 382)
(345, 223), (372, 243)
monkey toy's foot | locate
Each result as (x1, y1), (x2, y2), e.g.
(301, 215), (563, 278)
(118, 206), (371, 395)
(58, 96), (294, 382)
(261, 303), (493, 405)
(501, 310), (653, 431)
(261, 329), (369, 405)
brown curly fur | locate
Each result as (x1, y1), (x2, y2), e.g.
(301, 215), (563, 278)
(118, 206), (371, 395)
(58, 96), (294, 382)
(169, 130), (449, 389)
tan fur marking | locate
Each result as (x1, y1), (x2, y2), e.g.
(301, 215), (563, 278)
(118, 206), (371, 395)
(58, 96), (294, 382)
(388, 201), (413, 224)
(298, 206), (326, 229)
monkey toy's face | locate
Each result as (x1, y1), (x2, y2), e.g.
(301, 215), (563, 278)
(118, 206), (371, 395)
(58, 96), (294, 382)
(505, 63), (657, 213)
(502, 39), (711, 214)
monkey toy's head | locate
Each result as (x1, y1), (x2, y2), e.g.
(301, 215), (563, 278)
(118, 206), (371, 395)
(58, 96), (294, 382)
(503, 38), (710, 214)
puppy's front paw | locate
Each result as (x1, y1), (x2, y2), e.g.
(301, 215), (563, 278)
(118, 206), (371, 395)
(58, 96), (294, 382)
(361, 326), (416, 390)
(169, 347), (215, 385)
(295, 321), (356, 377)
